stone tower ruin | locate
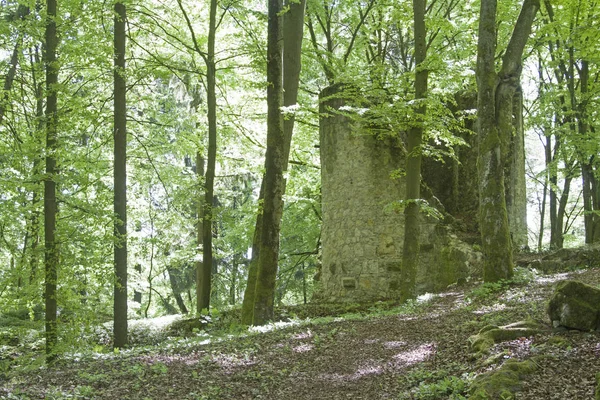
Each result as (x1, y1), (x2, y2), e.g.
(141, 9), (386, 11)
(314, 85), (480, 302)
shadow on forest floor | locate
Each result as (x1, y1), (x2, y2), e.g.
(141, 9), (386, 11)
(1, 264), (600, 399)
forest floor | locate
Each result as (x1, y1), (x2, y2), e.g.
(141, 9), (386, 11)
(1, 265), (600, 399)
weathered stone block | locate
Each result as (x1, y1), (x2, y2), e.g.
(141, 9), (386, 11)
(548, 280), (600, 331)
(342, 277), (356, 289)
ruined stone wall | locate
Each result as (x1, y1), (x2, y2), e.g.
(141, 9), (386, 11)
(315, 85), (480, 302)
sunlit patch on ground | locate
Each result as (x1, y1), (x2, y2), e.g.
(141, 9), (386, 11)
(211, 352), (257, 370)
(534, 272), (570, 284)
(390, 343), (436, 368)
(383, 341), (406, 349)
(473, 303), (507, 315)
(318, 361), (384, 383)
(293, 343), (315, 353)
(292, 330), (313, 340)
(248, 320), (300, 333)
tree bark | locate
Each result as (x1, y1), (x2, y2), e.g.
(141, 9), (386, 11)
(252, 0), (285, 325)
(0, 5), (29, 126)
(195, 153), (205, 313)
(476, 0), (538, 282)
(400, 0), (427, 301)
(198, 0), (218, 313)
(113, 0), (128, 349)
(44, 0), (59, 363)
(242, 0), (306, 325)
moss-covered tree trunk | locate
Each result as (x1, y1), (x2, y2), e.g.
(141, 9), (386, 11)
(113, 0), (128, 349)
(198, 0), (218, 313)
(243, 0), (305, 325)
(252, 0), (285, 325)
(44, 0), (59, 362)
(476, 0), (538, 282)
(400, 0), (427, 301)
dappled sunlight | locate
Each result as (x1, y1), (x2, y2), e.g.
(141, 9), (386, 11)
(292, 330), (313, 340)
(249, 320), (300, 334)
(383, 340), (406, 349)
(211, 352), (257, 370)
(390, 343), (436, 368)
(318, 360), (384, 383)
(535, 272), (570, 284)
(293, 343), (315, 353)
(473, 303), (507, 315)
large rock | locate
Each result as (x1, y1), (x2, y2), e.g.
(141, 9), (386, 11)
(547, 280), (600, 331)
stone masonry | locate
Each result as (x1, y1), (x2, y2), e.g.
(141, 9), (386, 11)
(314, 85), (480, 302)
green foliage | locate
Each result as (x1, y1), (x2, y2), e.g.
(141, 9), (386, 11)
(467, 267), (536, 302)
(400, 366), (473, 400)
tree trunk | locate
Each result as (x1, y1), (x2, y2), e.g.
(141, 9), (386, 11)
(400, 0), (427, 301)
(579, 60), (599, 244)
(113, 0), (128, 349)
(252, 0), (285, 325)
(242, 0), (305, 325)
(198, 0), (218, 313)
(167, 267), (189, 314)
(240, 180), (263, 324)
(44, 0), (59, 363)
(476, 0), (538, 282)
(0, 5), (29, 126)
(195, 153), (205, 313)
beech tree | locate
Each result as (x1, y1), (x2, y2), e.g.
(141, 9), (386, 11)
(476, 0), (539, 282)
(400, 0), (427, 301)
(44, 0), (59, 362)
(242, 0), (306, 325)
(113, 0), (128, 348)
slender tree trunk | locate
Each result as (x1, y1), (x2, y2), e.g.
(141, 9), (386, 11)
(252, 0), (285, 325)
(578, 60), (598, 244)
(0, 5), (30, 126)
(476, 0), (538, 282)
(242, 0), (306, 325)
(555, 175), (572, 248)
(167, 267), (188, 314)
(400, 0), (427, 301)
(198, 0), (218, 312)
(195, 153), (205, 313)
(548, 135), (559, 248)
(44, 0), (59, 363)
(113, 0), (128, 349)
(30, 46), (44, 284)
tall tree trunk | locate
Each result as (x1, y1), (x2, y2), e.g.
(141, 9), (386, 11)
(476, 0), (538, 282)
(44, 0), (59, 363)
(240, 181), (263, 324)
(579, 60), (598, 244)
(198, 0), (218, 312)
(167, 267), (189, 314)
(195, 153), (205, 313)
(242, 0), (306, 325)
(30, 45), (44, 284)
(548, 134), (559, 248)
(113, 0), (128, 349)
(0, 5), (29, 126)
(252, 0), (285, 325)
(400, 0), (427, 301)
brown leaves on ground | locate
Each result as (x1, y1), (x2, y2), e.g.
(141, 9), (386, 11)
(2, 267), (600, 399)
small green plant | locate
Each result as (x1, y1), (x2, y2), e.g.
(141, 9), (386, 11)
(467, 280), (509, 301)
(150, 361), (168, 375)
(413, 376), (469, 399)
(74, 385), (96, 398)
